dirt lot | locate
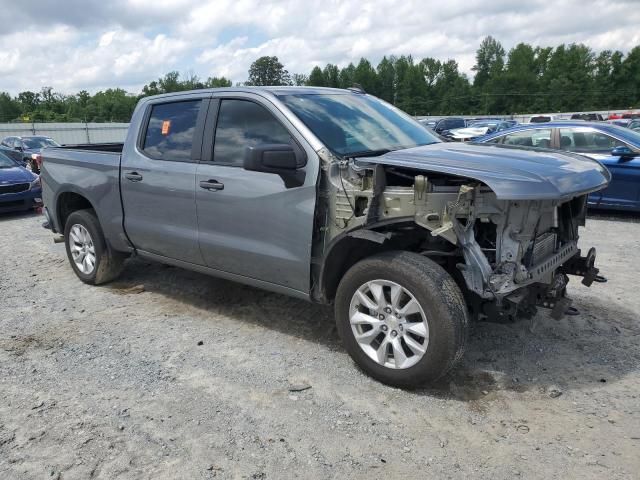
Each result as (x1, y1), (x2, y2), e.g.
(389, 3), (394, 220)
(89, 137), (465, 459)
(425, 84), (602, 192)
(1, 211), (639, 479)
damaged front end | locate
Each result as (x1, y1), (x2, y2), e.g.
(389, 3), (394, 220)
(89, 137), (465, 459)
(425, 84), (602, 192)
(315, 145), (606, 322)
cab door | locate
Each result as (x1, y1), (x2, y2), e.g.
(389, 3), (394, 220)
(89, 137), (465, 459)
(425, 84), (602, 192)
(120, 95), (208, 264)
(194, 93), (318, 293)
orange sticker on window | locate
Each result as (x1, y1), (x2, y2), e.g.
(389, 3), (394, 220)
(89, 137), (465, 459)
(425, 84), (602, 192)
(161, 120), (171, 135)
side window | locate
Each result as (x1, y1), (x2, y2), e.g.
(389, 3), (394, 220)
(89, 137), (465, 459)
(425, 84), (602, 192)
(143, 100), (201, 161)
(559, 128), (626, 153)
(501, 129), (552, 148)
(213, 99), (292, 166)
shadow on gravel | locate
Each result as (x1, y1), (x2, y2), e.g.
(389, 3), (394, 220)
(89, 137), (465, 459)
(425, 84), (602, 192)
(107, 258), (640, 401)
(418, 298), (640, 401)
(0, 210), (40, 222)
(587, 209), (640, 223)
(108, 258), (338, 347)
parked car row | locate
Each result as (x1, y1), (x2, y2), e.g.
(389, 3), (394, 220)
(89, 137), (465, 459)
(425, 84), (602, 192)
(417, 112), (640, 212)
(0, 149), (42, 213)
(440, 120), (516, 141)
(0, 135), (60, 174)
(475, 121), (640, 211)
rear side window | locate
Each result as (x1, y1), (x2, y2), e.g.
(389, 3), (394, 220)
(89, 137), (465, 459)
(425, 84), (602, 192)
(500, 129), (552, 148)
(213, 99), (292, 166)
(143, 100), (201, 161)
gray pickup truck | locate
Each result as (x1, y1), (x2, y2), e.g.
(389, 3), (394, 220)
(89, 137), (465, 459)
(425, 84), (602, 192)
(42, 87), (609, 387)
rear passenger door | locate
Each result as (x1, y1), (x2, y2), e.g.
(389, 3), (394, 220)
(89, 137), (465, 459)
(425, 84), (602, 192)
(558, 127), (639, 209)
(195, 93), (318, 293)
(120, 96), (208, 264)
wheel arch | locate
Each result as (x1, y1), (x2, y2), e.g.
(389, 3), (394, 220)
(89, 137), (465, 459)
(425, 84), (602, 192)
(56, 190), (96, 232)
(316, 218), (429, 303)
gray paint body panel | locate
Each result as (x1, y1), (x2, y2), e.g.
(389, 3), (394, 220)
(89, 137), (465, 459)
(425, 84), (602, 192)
(41, 149), (131, 252)
(364, 142), (611, 200)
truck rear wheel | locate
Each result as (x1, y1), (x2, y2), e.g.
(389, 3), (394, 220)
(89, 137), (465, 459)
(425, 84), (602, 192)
(64, 209), (126, 285)
(335, 251), (468, 388)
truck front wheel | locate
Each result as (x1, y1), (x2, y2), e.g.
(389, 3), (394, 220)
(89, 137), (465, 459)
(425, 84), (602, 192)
(64, 209), (126, 285)
(335, 251), (468, 388)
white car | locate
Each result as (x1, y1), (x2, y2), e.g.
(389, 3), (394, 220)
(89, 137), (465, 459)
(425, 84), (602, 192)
(445, 121), (513, 141)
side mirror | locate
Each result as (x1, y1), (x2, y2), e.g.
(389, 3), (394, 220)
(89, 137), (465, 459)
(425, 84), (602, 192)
(14, 145), (22, 151)
(243, 144), (307, 188)
(611, 145), (636, 159)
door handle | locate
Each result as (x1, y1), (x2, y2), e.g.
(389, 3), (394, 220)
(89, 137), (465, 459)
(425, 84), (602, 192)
(125, 172), (143, 182)
(199, 179), (224, 191)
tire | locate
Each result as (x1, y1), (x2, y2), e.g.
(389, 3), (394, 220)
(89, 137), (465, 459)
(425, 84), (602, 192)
(335, 251), (468, 388)
(64, 209), (126, 285)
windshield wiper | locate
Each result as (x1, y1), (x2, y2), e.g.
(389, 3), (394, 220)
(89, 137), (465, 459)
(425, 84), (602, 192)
(345, 148), (392, 159)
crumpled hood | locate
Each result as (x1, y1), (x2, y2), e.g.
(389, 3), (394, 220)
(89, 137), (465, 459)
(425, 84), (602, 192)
(0, 165), (37, 184)
(362, 142), (611, 200)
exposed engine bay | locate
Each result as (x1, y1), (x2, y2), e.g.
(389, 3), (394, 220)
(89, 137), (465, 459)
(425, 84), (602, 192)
(314, 148), (602, 321)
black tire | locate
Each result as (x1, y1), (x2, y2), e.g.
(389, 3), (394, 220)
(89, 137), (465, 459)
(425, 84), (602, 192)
(64, 209), (126, 285)
(335, 251), (468, 388)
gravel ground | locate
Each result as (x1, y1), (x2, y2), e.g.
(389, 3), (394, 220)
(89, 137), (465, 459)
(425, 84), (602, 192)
(1, 210), (639, 479)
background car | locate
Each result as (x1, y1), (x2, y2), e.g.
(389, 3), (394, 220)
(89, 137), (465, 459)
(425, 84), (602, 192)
(476, 121), (640, 211)
(416, 118), (438, 129)
(627, 119), (640, 132)
(607, 119), (631, 127)
(0, 136), (60, 173)
(571, 113), (604, 121)
(0, 150), (42, 213)
(442, 120), (514, 141)
(528, 115), (558, 123)
(433, 117), (468, 134)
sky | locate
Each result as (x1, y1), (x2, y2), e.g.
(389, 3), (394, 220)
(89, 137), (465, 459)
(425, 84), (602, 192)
(0, 0), (639, 95)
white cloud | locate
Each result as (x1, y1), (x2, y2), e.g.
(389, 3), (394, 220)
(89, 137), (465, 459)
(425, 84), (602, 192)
(0, 0), (639, 94)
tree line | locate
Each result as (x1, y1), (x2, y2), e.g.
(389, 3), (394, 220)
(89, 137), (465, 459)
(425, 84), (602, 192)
(0, 73), (232, 123)
(0, 36), (638, 123)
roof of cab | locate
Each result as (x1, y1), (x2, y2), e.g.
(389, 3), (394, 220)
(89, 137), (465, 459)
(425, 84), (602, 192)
(143, 86), (355, 102)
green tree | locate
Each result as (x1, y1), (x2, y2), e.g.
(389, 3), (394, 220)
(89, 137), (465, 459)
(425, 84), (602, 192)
(621, 46), (640, 107)
(247, 56), (291, 86)
(473, 36), (505, 90)
(353, 58), (378, 94)
(323, 64), (340, 88)
(338, 63), (356, 88)
(502, 43), (538, 113)
(307, 66), (326, 86)
(376, 56), (396, 103)
(291, 73), (308, 86)
(204, 77), (233, 88)
(0, 92), (20, 122)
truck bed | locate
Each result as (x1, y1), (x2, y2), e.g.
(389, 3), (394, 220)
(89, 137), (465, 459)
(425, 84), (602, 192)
(41, 145), (128, 251)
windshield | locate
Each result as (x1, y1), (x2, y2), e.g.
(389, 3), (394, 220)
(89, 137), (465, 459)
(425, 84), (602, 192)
(604, 124), (640, 146)
(0, 152), (17, 168)
(278, 93), (439, 156)
(22, 137), (59, 149)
